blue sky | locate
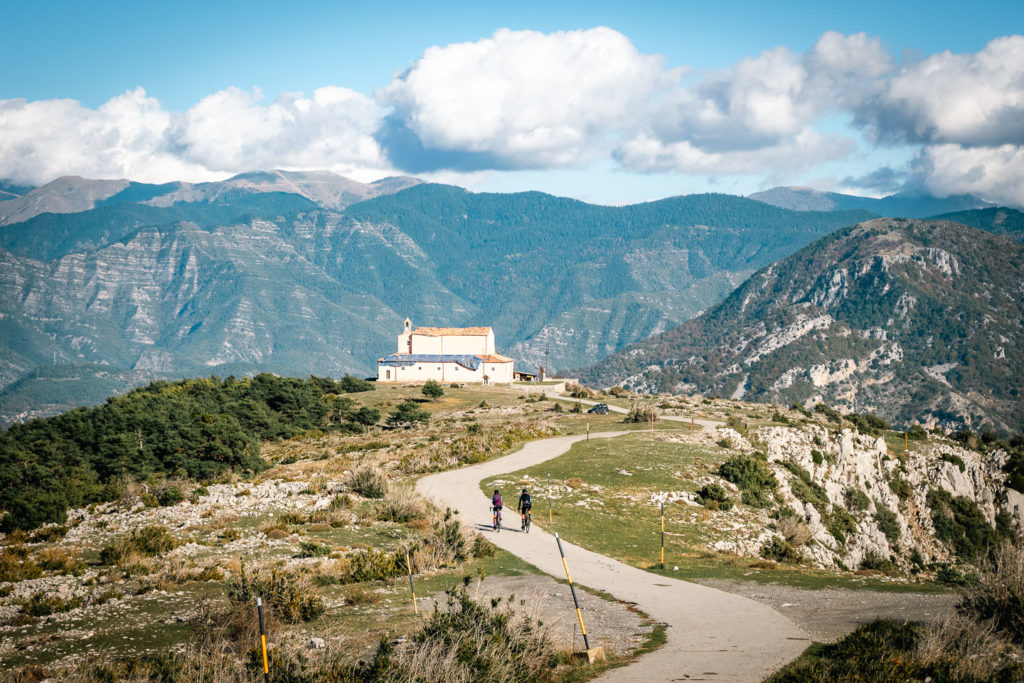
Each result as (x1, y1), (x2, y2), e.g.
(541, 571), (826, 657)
(3, 0), (1023, 205)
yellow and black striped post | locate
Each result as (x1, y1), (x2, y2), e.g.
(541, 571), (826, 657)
(547, 473), (552, 523)
(406, 551), (418, 614)
(257, 597), (270, 683)
(905, 432), (909, 453)
(555, 533), (590, 650)
(660, 502), (665, 569)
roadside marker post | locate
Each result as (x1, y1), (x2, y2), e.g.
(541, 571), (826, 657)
(555, 533), (605, 663)
(257, 597), (270, 683)
(690, 416), (694, 432)
(406, 551), (418, 614)
(660, 502), (665, 569)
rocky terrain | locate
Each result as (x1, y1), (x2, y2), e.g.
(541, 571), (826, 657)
(583, 218), (1024, 432)
(692, 420), (1023, 572)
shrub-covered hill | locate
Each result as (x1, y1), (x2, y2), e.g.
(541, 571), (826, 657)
(581, 218), (1024, 432)
(0, 374), (377, 531)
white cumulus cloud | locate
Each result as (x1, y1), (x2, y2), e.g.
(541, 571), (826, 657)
(378, 27), (678, 168)
(0, 86), (388, 186)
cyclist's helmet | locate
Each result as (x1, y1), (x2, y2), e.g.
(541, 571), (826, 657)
(494, 489), (499, 495)
(522, 488), (528, 493)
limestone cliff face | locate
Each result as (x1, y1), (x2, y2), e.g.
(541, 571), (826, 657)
(585, 218), (1024, 432)
(706, 422), (1021, 571)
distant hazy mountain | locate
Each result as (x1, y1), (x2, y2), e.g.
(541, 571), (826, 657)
(749, 186), (992, 218)
(0, 181), (874, 422)
(581, 218), (1024, 432)
(0, 170), (422, 226)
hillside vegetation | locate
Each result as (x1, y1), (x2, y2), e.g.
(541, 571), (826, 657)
(0, 374), (378, 531)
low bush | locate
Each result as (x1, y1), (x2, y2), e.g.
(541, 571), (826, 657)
(927, 489), (1001, 561)
(940, 452), (966, 472)
(20, 591), (83, 617)
(376, 487), (426, 523)
(958, 541), (1024, 645)
(99, 525), (177, 565)
(718, 454), (777, 508)
(696, 483), (733, 511)
(472, 534), (495, 558)
(349, 467), (388, 499)
(297, 541), (331, 558)
(350, 585), (557, 682)
(859, 551), (896, 573)
(338, 374), (375, 393)
(228, 563), (325, 623)
(873, 500), (901, 545)
(386, 400), (431, 428)
(0, 549), (42, 582)
(760, 536), (801, 563)
(844, 488), (871, 512)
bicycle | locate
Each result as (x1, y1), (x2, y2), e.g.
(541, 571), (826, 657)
(492, 506), (502, 532)
(522, 508), (531, 533)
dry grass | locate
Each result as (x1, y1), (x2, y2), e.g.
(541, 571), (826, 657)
(376, 486), (427, 524)
(917, 611), (1012, 679)
(776, 516), (812, 547)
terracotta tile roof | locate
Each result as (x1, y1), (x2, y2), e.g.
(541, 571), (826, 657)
(477, 354), (514, 362)
(412, 326), (492, 337)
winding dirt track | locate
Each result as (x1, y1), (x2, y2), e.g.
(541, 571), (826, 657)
(417, 423), (811, 682)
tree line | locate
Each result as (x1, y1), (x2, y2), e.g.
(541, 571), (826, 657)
(0, 373), (378, 531)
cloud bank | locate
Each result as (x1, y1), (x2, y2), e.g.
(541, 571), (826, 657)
(1, 28), (1023, 205)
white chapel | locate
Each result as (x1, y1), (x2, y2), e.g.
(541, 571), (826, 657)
(376, 318), (515, 384)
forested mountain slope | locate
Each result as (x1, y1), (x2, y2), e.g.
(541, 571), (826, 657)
(0, 180), (875, 423)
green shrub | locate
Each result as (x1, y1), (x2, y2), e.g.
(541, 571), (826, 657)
(874, 500), (901, 545)
(158, 486), (186, 506)
(889, 476), (912, 500)
(297, 541), (331, 558)
(421, 379), (444, 400)
(20, 592), (83, 617)
(472, 534), (495, 558)
(846, 412), (890, 436)
(811, 449), (823, 466)
(826, 506), (858, 546)
(696, 483), (733, 511)
(718, 454), (777, 508)
(387, 400), (431, 428)
(467, 422), (483, 435)
(927, 489), (999, 560)
(845, 488), (871, 512)
(940, 452), (966, 472)
(338, 374), (375, 393)
(229, 563), (325, 623)
(859, 551), (896, 573)
(907, 425), (927, 440)
(813, 403), (842, 423)
(760, 536), (801, 563)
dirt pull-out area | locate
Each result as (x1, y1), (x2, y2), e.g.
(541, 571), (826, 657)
(697, 579), (958, 643)
(418, 574), (654, 657)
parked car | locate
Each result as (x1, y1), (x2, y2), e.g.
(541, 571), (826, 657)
(587, 403), (610, 415)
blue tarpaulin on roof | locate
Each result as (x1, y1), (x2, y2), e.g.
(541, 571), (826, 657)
(378, 354), (483, 370)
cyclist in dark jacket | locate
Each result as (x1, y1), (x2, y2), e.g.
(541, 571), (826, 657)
(517, 488), (532, 529)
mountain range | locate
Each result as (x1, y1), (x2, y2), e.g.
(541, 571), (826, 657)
(0, 171), (1019, 428)
(580, 218), (1024, 432)
(748, 186), (993, 218)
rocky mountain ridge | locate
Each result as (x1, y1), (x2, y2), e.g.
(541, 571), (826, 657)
(582, 218), (1024, 431)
